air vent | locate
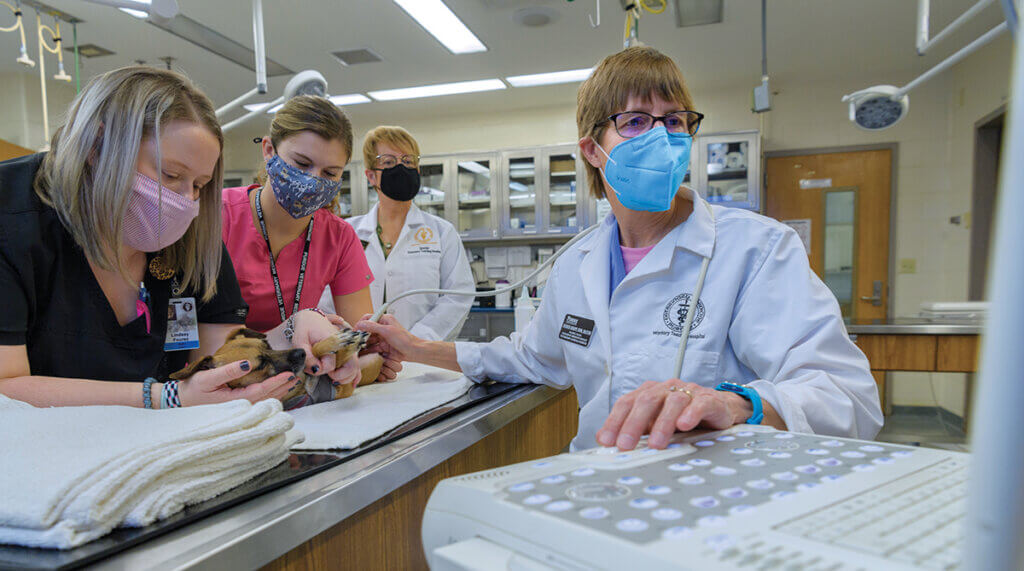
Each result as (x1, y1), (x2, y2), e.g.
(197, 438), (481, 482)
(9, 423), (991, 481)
(331, 48), (383, 66)
(66, 44), (114, 58)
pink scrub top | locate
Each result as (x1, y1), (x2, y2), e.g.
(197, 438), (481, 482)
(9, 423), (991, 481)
(222, 185), (373, 332)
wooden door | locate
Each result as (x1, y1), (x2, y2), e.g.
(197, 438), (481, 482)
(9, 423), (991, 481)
(0, 139), (33, 162)
(765, 149), (892, 320)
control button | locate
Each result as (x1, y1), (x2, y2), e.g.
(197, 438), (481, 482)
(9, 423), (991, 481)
(872, 456), (895, 465)
(641, 448), (661, 456)
(668, 463), (694, 472)
(731, 447), (754, 455)
(508, 482), (535, 493)
(860, 444), (885, 453)
(679, 475), (706, 485)
(545, 500), (574, 512)
(768, 452), (792, 459)
(747, 479), (774, 490)
(736, 431), (756, 437)
(704, 533), (737, 549)
(816, 458), (843, 467)
(616, 518), (649, 533)
(532, 461), (554, 468)
(698, 515), (728, 527)
(840, 451), (866, 458)
(615, 453), (633, 462)
(566, 483), (632, 502)
(661, 526), (694, 540)
(644, 485), (672, 495)
(771, 471), (798, 481)
(691, 496), (720, 509)
(805, 448), (828, 455)
(891, 450), (914, 458)
(853, 464), (876, 472)
(797, 483), (820, 492)
(821, 474), (843, 483)
(695, 440), (716, 447)
(541, 475), (567, 485)
(729, 504), (755, 515)
(524, 494), (551, 505)
(594, 447), (618, 455)
(771, 491), (795, 500)
(795, 465), (822, 475)
(629, 497), (659, 509)
(618, 476), (643, 485)
(651, 508), (683, 521)
(711, 466), (738, 476)
(579, 506), (610, 520)
(688, 458), (713, 467)
(716, 435), (737, 442)
(821, 439), (845, 447)
(572, 467), (596, 477)
(774, 433), (796, 439)
(741, 458), (767, 467)
(667, 443), (684, 449)
(720, 487), (748, 499)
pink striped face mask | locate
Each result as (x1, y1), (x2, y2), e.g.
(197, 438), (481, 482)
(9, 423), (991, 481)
(122, 173), (200, 253)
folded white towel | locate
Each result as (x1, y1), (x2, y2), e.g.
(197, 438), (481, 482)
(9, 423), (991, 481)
(0, 395), (299, 549)
(289, 363), (473, 451)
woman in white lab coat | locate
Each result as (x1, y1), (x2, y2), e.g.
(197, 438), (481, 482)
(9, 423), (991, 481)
(358, 47), (882, 451)
(331, 126), (474, 341)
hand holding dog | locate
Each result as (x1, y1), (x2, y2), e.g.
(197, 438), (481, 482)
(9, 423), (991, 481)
(354, 313), (403, 382)
(178, 359), (298, 406)
(289, 310), (361, 387)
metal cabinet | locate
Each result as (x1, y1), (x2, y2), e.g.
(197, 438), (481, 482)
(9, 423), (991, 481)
(692, 130), (761, 211)
(453, 153), (500, 239)
(498, 143), (587, 237)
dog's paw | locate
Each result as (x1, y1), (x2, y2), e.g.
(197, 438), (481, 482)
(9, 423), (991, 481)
(311, 328), (370, 361)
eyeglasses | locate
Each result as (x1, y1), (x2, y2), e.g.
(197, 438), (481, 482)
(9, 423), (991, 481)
(374, 154), (420, 169)
(600, 110), (704, 138)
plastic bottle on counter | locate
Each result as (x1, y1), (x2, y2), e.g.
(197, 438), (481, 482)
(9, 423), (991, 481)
(495, 280), (511, 308)
(514, 287), (536, 333)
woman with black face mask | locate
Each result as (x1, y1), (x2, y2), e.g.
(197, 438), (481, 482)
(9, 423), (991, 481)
(325, 126), (474, 341)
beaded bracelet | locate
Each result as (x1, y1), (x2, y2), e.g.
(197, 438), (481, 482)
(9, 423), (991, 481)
(283, 308), (329, 343)
(142, 377), (157, 409)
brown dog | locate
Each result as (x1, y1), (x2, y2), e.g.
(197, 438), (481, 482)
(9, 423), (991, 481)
(170, 327), (384, 406)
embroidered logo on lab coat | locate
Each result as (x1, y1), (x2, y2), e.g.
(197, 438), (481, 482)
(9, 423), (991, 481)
(662, 293), (706, 335)
(414, 227), (436, 245)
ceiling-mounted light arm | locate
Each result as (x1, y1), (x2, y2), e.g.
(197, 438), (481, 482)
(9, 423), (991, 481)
(898, 20), (1009, 98)
(588, 0), (600, 28)
(221, 70), (327, 132)
(216, 0), (270, 119)
(916, 0), (995, 55)
(999, 0), (1018, 35)
(221, 94), (282, 132)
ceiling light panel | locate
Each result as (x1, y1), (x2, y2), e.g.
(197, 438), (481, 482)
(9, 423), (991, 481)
(506, 68), (593, 87)
(394, 0), (487, 54)
(369, 79), (505, 101)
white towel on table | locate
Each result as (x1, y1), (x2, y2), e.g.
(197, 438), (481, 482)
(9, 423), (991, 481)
(289, 363), (473, 450)
(0, 396), (300, 549)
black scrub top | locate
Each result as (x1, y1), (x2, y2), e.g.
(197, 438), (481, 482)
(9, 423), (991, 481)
(0, 153), (249, 382)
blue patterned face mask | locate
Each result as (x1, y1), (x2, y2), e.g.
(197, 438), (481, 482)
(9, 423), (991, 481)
(266, 154), (342, 218)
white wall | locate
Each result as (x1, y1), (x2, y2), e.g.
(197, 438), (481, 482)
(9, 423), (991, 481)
(0, 69), (77, 151)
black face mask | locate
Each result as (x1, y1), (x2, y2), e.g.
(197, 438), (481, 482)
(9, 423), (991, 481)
(378, 165), (421, 202)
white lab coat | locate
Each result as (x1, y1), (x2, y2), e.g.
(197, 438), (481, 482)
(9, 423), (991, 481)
(456, 189), (883, 451)
(332, 204), (475, 341)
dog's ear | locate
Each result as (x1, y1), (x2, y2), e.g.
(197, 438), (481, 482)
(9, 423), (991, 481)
(169, 356), (216, 380)
(231, 327), (267, 340)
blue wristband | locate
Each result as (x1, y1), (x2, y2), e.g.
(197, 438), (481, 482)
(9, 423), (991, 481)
(142, 377), (157, 409)
(714, 382), (764, 424)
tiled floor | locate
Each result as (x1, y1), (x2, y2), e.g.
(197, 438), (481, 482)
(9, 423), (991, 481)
(876, 408), (969, 452)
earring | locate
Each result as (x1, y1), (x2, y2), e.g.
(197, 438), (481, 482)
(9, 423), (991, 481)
(148, 252), (175, 280)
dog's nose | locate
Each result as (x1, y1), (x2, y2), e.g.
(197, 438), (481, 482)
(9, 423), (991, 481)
(287, 349), (306, 368)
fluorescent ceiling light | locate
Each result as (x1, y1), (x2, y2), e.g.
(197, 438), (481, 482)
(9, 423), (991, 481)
(458, 161), (490, 174)
(370, 79), (505, 101)
(394, 0), (486, 54)
(329, 94), (372, 106)
(244, 94), (370, 115)
(506, 68), (594, 88)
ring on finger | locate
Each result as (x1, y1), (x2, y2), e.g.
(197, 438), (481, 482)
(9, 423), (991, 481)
(668, 386), (694, 397)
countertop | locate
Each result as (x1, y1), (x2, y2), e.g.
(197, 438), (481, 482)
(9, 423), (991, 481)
(845, 318), (984, 335)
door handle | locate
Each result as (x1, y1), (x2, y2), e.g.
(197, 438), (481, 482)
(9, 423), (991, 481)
(860, 280), (883, 307)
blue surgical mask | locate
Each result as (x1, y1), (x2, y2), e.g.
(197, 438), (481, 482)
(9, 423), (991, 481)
(266, 154), (342, 218)
(595, 126), (692, 212)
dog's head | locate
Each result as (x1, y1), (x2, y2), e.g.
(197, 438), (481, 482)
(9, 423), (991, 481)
(169, 327), (306, 387)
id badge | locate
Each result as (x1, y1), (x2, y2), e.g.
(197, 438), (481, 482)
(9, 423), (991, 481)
(165, 297), (200, 351)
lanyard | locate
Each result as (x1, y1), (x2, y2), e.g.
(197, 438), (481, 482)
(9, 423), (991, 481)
(254, 187), (314, 323)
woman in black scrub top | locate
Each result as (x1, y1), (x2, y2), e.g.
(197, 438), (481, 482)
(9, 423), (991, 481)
(0, 66), (358, 408)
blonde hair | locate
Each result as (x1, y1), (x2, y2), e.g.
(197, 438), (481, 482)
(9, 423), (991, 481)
(577, 46), (697, 199)
(258, 95), (353, 213)
(362, 125), (420, 170)
(34, 66), (224, 301)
